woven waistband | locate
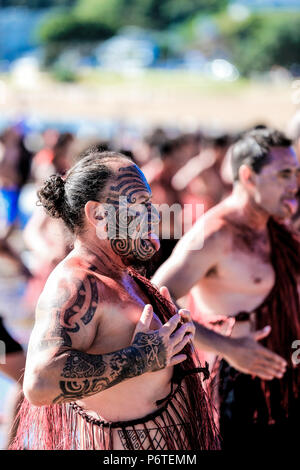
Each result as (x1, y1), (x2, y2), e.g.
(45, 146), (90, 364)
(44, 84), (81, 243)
(70, 383), (182, 429)
(70, 365), (209, 429)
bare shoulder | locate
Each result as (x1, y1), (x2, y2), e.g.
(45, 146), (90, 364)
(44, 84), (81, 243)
(38, 255), (102, 312)
(34, 254), (106, 352)
(174, 202), (233, 254)
(153, 202), (234, 293)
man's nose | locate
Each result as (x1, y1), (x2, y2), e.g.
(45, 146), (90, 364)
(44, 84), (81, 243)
(147, 204), (160, 223)
(286, 173), (299, 194)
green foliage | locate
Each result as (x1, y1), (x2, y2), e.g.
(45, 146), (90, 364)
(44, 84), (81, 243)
(158, 0), (228, 26)
(39, 0), (229, 42)
(29, 0), (300, 76)
(37, 0), (228, 65)
(0, 0), (75, 7)
(51, 64), (78, 82)
(244, 14), (300, 73)
(39, 12), (114, 43)
(73, 0), (125, 30)
(75, 0), (228, 29)
(217, 12), (300, 75)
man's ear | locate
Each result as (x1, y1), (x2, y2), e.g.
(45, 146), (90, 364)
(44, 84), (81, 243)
(238, 164), (255, 189)
(84, 201), (106, 228)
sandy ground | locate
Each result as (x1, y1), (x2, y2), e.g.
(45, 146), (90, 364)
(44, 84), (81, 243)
(0, 71), (298, 132)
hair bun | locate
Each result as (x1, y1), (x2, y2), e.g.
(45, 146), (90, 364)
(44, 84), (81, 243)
(37, 175), (66, 219)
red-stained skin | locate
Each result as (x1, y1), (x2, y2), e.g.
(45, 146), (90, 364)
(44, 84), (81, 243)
(153, 146), (300, 339)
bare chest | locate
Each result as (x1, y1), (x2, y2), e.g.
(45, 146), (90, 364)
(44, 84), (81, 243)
(87, 278), (163, 355)
(217, 249), (275, 293)
(78, 276), (173, 420)
(217, 225), (275, 292)
(193, 230), (275, 318)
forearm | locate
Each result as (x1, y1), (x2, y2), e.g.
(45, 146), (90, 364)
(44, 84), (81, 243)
(194, 321), (234, 357)
(24, 332), (165, 406)
(152, 268), (189, 300)
(155, 285), (236, 359)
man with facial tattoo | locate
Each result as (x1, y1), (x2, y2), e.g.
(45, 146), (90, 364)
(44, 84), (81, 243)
(10, 150), (221, 450)
(153, 128), (300, 448)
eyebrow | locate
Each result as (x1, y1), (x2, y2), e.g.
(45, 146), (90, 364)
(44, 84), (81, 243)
(278, 167), (300, 173)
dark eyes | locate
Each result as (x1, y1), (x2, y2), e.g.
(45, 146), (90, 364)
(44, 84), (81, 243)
(279, 170), (297, 178)
(279, 172), (291, 178)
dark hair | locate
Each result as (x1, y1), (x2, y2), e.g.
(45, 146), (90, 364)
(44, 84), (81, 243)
(159, 138), (178, 159)
(231, 128), (292, 182)
(37, 149), (130, 233)
(202, 133), (231, 149)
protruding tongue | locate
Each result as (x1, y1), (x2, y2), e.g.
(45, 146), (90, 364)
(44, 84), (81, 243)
(283, 198), (298, 215)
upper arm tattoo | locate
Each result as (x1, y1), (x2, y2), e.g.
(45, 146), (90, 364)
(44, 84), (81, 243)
(38, 267), (99, 351)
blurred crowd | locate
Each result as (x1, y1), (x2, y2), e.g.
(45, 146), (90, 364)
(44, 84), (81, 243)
(0, 115), (300, 446)
(0, 123), (233, 337)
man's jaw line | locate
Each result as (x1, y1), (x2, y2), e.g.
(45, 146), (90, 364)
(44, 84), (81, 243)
(230, 184), (270, 231)
(74, 234), (129, 273)
(74, 230), (159, 272)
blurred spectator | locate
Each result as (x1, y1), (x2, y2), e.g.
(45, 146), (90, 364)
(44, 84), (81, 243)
(173, 134), (232, 212)
(143, 132), (201, 276)
(31, 131), (75, 184)
(286, 112), (300, 230)
(0, 127), (32, 245)
(0, 126), (32, 449)
(23, 132), (76, 315)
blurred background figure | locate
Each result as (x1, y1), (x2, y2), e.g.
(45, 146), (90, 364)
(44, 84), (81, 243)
(31, 131), (74, 184)
(22, 132), (76, 318)
(172, 133), (232, 210)
(0, 126), (32, 275)
(287, 111), (300, 230)
(0, 126), (32, 449)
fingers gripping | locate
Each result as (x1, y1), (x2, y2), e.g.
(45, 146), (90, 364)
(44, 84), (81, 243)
(159, 313), (195, 366)
(251, 325), (271, 342)
(172, 334), (193, 356)
(135, 305), (153, 333)
(159, 286), (174, 305)
(133, 307), (194, 371)
(170, 321), (195, 344)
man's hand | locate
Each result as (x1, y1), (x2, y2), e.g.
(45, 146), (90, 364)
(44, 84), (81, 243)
(131, 302), (195, 371)
(223, 326), (287, 380)
(159, 284), (196, 347)
(159, 286), (287, 380)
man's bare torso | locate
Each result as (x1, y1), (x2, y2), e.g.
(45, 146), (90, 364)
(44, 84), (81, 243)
(37, 249), (174, 422)
(175, 199), (276, 337)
